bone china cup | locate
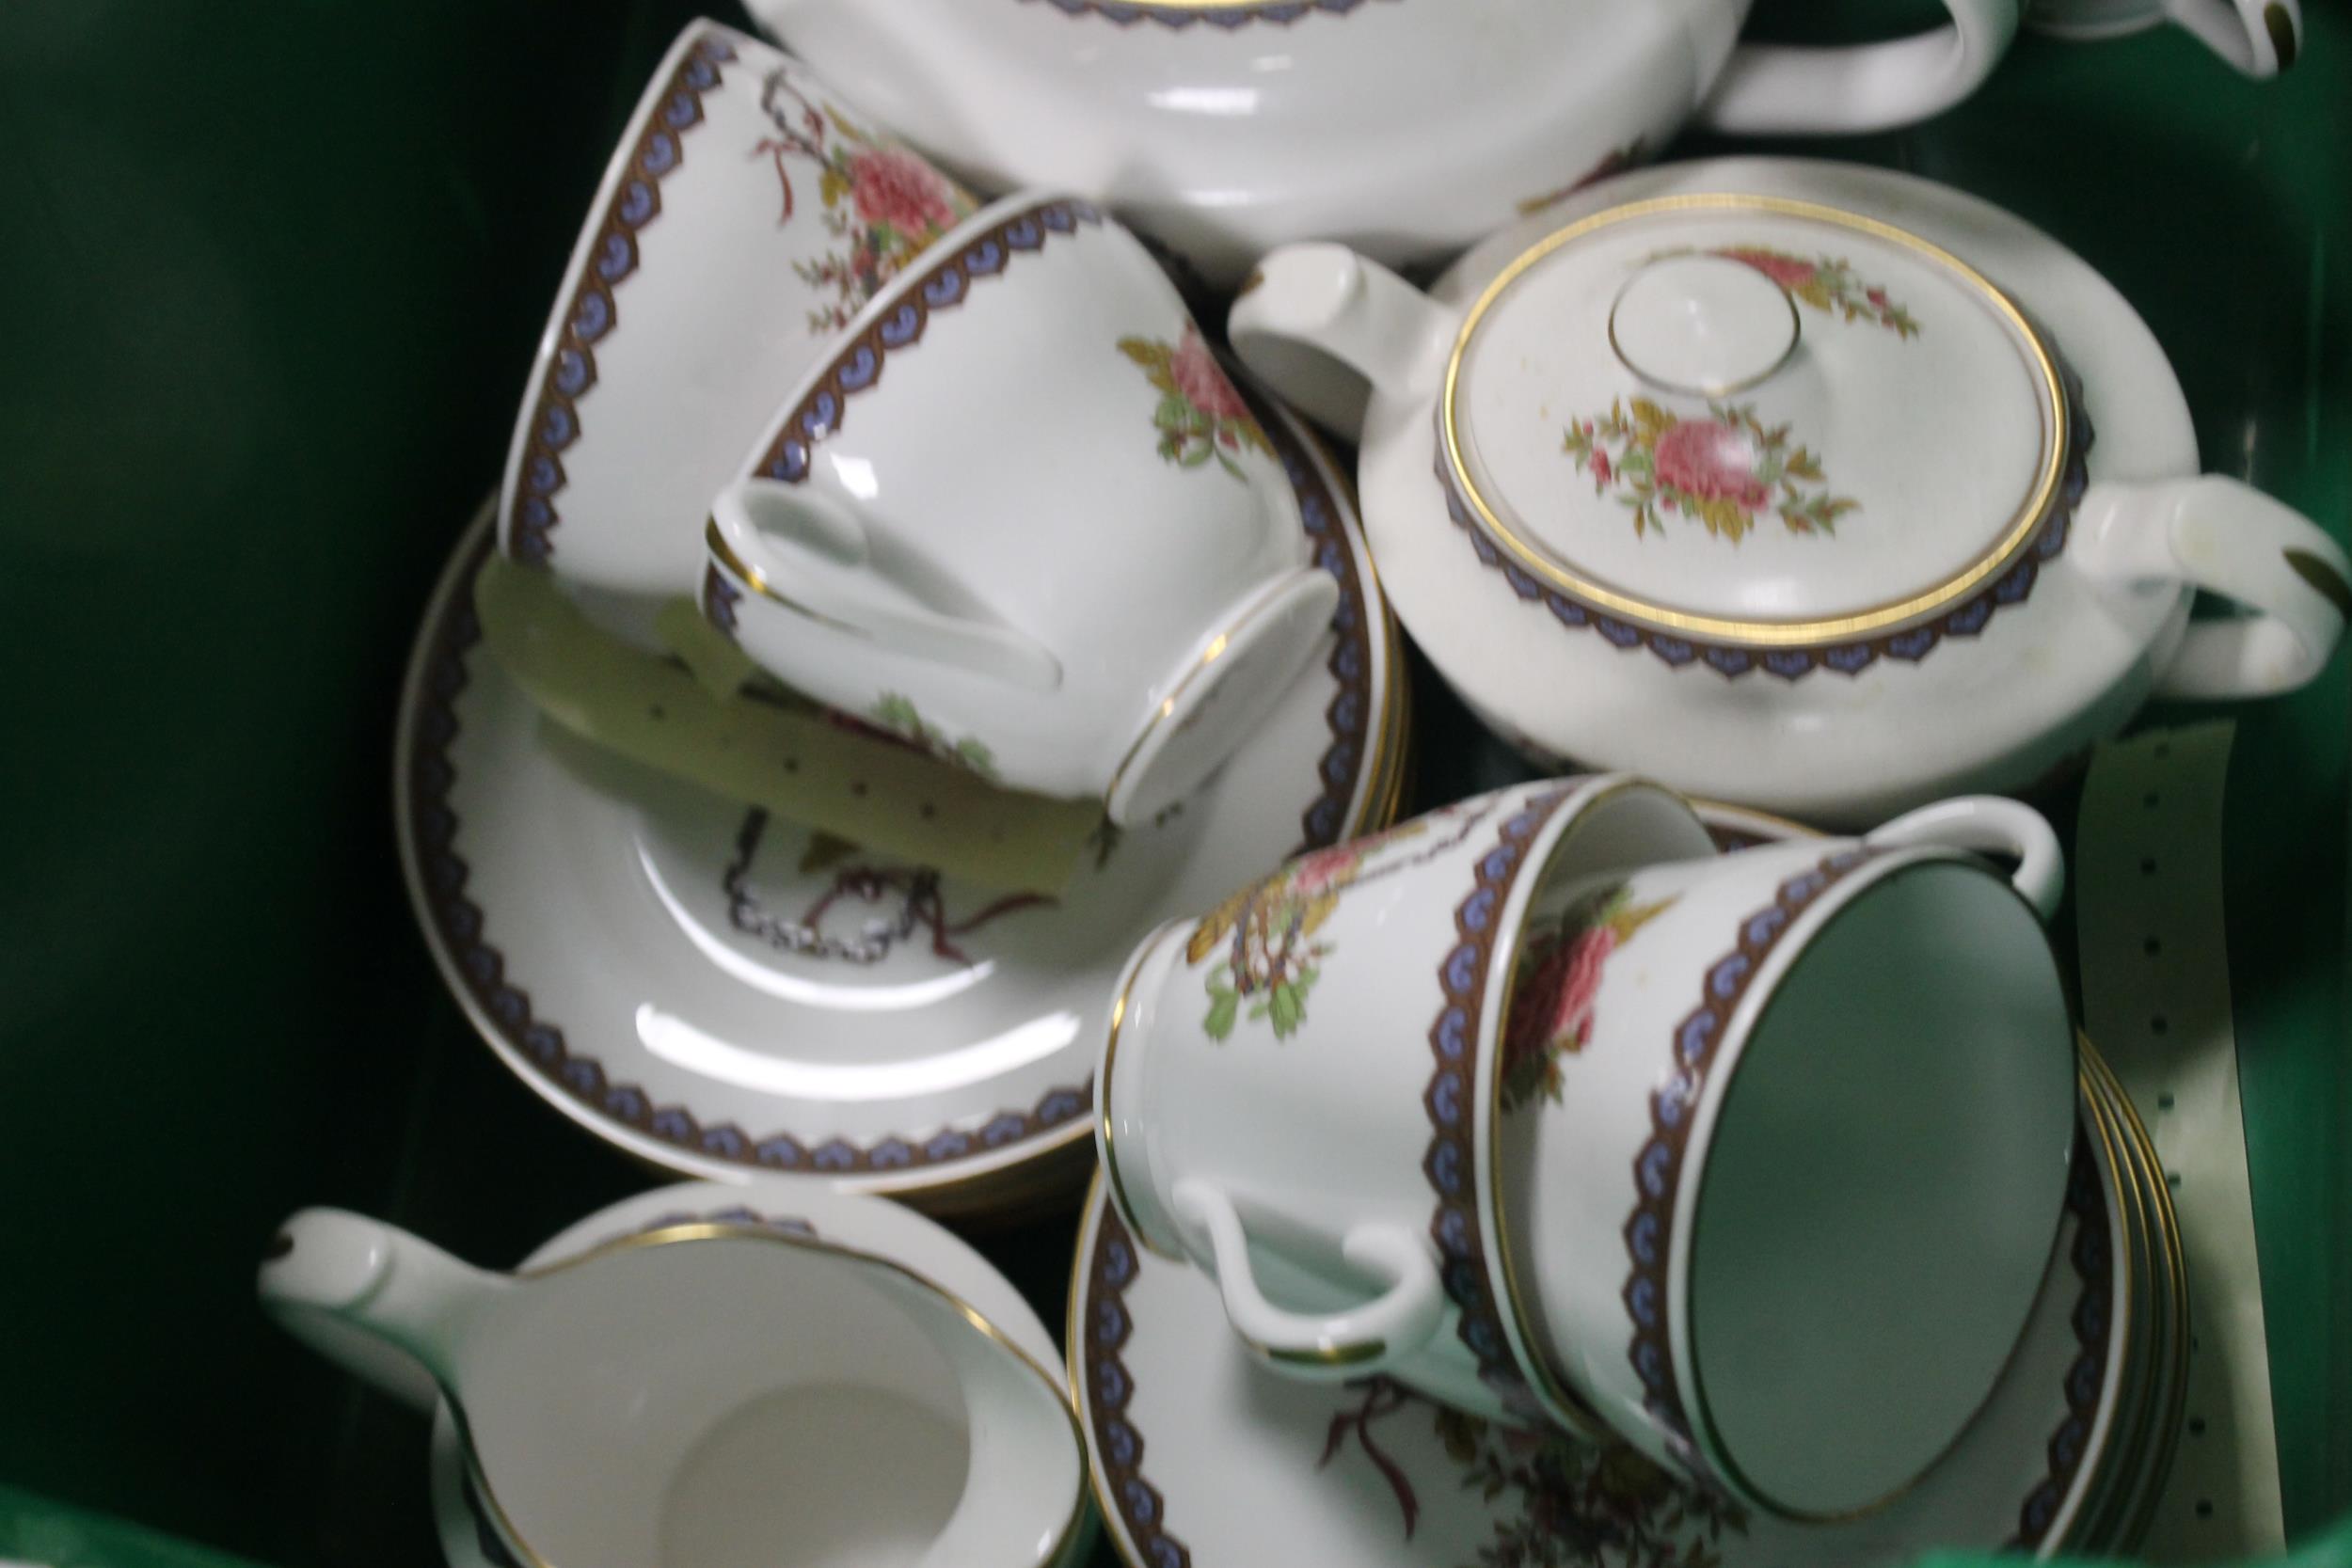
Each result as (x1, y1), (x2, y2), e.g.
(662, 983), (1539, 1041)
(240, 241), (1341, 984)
(498, 21), (976, 629)
(1098, 782), (2077, 1520)
(705, 190), (1338, 824)
(260, 1210), (1084, 1568)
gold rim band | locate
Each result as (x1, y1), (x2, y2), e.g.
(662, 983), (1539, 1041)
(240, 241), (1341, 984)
(1673, 854), (2063, 1524)
(466, 1220), (1092, 1568)
(1097, 921), (1191, 1262)
(1440, 193), (2067, 645)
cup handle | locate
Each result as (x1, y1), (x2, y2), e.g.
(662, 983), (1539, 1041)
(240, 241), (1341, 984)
(1695, 0), (2020, 135)
(1227, 244), (1459, 442)
(2072, 476), (2349, 702)
(257, 1209), (506, 1414)
(707, 479), (1064, 693)
(1172, 1179), (1446, 1379)
(1864, 797), (2066, 922)
(2161, 0), (2300, 75)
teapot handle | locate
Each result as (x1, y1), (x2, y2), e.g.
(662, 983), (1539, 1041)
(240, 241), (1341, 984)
(2074, 476), (2349, 702)
(258, 1209), (506, 1414)
(1173, 1179), (1447, 1380)
(707, 479), (1064, 694)
(1227, 245), (1459, 442)
(1696, 0), (2020, 135)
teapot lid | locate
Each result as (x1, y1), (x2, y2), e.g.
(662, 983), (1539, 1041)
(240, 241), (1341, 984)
(1442, 195), (2074, 644)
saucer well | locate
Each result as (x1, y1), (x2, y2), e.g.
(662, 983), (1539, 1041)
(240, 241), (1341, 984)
(1069, 805), (2130, 1568)
(396, 385), (1401, 1210)
(430, 1180), (1091, 1568)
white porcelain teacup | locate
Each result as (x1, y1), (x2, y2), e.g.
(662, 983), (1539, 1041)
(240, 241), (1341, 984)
(260, 1209), (1084, 1568)
(1098, 779), (2077, 1520)
(704, 190), (1339, 824)
(499, 21), (976, 637)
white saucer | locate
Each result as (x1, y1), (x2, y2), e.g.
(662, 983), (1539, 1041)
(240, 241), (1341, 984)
(429, 1180), (1089, 1568)
(396, 388), (1400, 1207)
(1069, 807), (2131, 1568)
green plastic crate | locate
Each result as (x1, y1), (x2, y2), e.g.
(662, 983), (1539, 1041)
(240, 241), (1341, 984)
(0, 2), (2341, 1564)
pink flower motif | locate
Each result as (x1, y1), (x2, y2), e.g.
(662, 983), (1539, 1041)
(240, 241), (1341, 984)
(1290, 843), (1364, 896)
(1170, 326), (1252, 423)
(848, 147), (958, 238)
(1718, 246), (1819, 291)
(1654, 417), (1768, 512)
(1587, 450), (1613, 486)
(1866, 286), (1889, 308)
(1505, 925), (1614, 1061)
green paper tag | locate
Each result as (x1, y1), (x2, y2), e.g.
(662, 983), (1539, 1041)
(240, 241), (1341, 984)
(474, 556), (1100, 895)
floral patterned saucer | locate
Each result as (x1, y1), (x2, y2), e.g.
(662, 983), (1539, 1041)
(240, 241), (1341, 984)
(427, 1180), (1090, 1568)
(1069, 806), (2134, 1568)
(396, 384), (1401, 1212)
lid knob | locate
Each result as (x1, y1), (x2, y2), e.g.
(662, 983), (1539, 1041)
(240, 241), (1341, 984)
(1609, 254), (1802, 398)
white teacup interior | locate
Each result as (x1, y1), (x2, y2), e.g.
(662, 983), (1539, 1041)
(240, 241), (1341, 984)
(465, 1234), (993, 1568)
(1686, 861), (2074, 1515)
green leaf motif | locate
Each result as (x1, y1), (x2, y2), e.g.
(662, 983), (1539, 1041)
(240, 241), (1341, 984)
(1203, 985), (1239, 1042)
(1266, 981), (1305, 1037)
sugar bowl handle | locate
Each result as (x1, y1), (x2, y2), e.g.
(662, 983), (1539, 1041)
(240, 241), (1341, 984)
(1865, 796), (2066, 921)
(1698, 0), (2020, 135)
(2157, 0), (2300, 76)
(1228, 245), (1459, 441)
(1172, 1179), (1446, 1380)
(2074, 475), (2349, 702)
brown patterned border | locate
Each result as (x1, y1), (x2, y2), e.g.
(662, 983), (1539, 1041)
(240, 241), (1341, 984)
(1082, 1206), (1191, 1568)
(413, 399), (1379, 1189)
(1621, 847), (1881, 1482)
(504, 25), (742, 565)
(1020, 0), (1386, 26)
(1440, 358), (2094, 680)
(408, 531), (1091, 1180)
(1074, 1132), (2112, 1568)
(1240, 382), (1375, 855)
(1420, 783), (1583, 1429)
(2015, 1124), (2112, 1548)
(742, 198), (1102, 488)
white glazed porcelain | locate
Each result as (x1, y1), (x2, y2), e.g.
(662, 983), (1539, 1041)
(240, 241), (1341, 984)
(498, 21), (976, 630)
(401, 386), (1398, 1207)
(744, 0), (2023, 288)
(2028, 0), (2300, 76)
(1070, 1071), (2132, 1567)
(1099, 780), (2075, 1515)
(706, 190), (1337, 822)
(1100, 776), (1716, 1420)
(428, 1181), (1093, 1568)
(1486, 796), (2074, 1517)
(261, 1205), (1087, 1568)
(1231, 157), (2351, 826)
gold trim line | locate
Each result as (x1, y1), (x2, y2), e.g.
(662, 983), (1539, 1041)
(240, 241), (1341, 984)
(1440, 194), (2068, 646)
(469, 1220), (1094, 1568)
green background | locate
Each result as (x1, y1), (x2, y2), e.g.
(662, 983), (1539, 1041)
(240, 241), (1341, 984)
(0, 1), (2342, 1563)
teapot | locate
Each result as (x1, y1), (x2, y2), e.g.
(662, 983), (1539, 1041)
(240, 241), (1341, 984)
(746, 0), (2297, 289)
(747, 0), (2023, 286)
